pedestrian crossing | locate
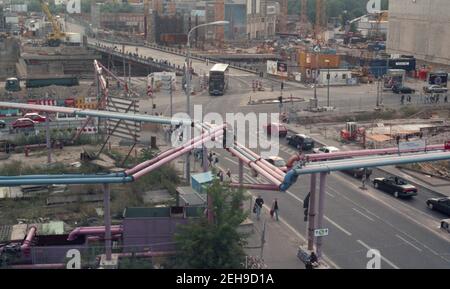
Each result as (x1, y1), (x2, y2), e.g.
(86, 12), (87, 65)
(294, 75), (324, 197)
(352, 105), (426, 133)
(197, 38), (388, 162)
(230, 173), (271, 185)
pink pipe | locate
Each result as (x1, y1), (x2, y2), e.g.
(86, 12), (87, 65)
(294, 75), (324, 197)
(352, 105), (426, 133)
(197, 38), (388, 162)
(286, 153), (302, 170)
(87, 234), (122, 242)
(228, 183), (280, 191)
(132, 128), (224, 179)
(67, 225), (123, 241)
(306, 144), (445, 162)
(20, 226), (37, 252)
(228, 147), (282, 186)
(126, 125), (224, 175)
(236, 143), (286, 177)
(10, 263), (66, 269)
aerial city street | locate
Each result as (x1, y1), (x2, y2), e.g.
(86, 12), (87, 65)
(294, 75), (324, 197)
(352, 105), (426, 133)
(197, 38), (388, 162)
(0, 0), (449, 272)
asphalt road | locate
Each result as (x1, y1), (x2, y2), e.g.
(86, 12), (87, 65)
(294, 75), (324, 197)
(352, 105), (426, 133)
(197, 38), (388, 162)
(67, 22), (450, 268)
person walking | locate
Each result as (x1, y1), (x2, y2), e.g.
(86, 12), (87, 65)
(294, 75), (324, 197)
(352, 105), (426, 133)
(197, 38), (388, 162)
(254, 195), (264, 221)
(271, 198), (279, 221)
(208, 152), (213, 167)
(445, 95), (448, 103)
(217, 170), (224, 182)
(401, 94), (405, 105)
(226, 169), (232, 181)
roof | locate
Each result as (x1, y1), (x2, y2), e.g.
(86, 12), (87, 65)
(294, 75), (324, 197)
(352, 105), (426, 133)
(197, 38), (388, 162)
(191, 171), (213, 184)
(123, 206), (205, 218)
(210, 63), (229, 72)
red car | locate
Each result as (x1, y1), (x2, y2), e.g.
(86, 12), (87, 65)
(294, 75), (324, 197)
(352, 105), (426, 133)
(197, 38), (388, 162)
(264, 123), (288, 137)
(23, 113), (50, 123)
(11, 118), (37, 129)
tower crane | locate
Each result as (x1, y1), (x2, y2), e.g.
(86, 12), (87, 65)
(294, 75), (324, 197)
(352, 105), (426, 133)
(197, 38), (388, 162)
(39, 0), (65, 47)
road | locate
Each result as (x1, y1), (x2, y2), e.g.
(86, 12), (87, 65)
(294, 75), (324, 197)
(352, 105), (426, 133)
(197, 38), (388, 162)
(67, 22), (450, 268)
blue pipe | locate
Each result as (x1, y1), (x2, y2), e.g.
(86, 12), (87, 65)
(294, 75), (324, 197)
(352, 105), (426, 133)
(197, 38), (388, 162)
(0, 176), (134, 186)
(0, 173), (127, 179)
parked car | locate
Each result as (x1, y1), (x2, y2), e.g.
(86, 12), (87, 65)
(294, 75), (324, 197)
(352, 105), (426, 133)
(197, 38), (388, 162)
(373, 177), (418, 198)
(392, 85), (415, 94)
(11, 118), (37, 129)
(0, 120), (6, 129)
(286, 134), (315, 151)
(265, 156), (287, 169)
(313, 146), (340, 154)
(343, 168), (373, 179)
(423, 85), (448, 94)
(440, 219), (450, 233)
(426, 197), (450, 216)
(23, 113), (50, 123)
(264, 123), (288, 137)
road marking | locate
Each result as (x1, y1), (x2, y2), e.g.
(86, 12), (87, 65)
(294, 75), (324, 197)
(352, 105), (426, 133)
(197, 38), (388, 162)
(284, 190), (352, 236)
(395, 234), (423, 252)
(352, 208), (375, 222)
(326, 192), (335, 198)
(357, 240), (400, 269)
(225, 157), (239, 166)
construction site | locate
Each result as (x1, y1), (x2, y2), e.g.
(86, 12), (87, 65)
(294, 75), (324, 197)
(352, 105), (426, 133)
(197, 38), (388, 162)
(0, 0), (449, 271)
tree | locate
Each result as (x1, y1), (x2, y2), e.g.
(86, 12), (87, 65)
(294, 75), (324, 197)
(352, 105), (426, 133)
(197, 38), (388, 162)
(173, 180), (248, 269)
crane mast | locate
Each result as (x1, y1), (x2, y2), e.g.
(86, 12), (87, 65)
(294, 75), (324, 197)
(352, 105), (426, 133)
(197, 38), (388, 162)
(39, 0), (65, 46)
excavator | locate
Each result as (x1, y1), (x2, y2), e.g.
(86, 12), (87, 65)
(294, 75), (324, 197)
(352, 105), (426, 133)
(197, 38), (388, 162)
(39, 0), (65, 47)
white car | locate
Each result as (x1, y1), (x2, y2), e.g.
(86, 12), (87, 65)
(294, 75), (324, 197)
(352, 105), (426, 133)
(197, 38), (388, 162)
(313, 146), (340, 154)
(265, 156), (287, 169)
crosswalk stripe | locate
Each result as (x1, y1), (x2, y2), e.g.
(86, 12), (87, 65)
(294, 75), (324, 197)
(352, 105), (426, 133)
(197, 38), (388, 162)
(243, 174), (256, 184)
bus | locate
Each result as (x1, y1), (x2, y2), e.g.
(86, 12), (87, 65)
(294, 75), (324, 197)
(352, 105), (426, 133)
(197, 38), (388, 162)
(209, 63), (229, 96)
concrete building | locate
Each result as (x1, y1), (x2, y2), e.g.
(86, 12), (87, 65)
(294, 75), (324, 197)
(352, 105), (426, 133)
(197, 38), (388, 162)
(387, 0), (450, 67)
(246, 0), (277, 40)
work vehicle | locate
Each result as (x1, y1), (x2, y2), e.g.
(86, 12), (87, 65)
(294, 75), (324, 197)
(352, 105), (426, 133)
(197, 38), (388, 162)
(392, 84), (415, 94)
(11, 118), (37, 129)
(39, 0), (65, 46)
(23, 113), (50, 123)
(265, 156), (287, 169)
(287, 134), (315, 150)
(209, 63), (229, 96)
(426, 197), (450, 216)
(313, 146), (340, 154)
(264, 123), (288, 137)
(373, 177), (418, 198)
(343, 168), (373, 179)
(5, 78), (21, 92)
(423, 85), (448, 94)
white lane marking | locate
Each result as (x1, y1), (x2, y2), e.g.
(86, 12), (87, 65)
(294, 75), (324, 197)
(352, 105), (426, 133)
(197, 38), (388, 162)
(284, 190), (352, 236)
(225, 157), (239, 166)
(326, 192), (335, 198)
(243, 174), (255, 184)
(352, 208), (375, 222)
(395, 234), (423, 252)
(357, 240), (400, 269)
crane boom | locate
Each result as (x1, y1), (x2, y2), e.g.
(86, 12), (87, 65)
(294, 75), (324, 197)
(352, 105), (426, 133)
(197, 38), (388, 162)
(39, 0), (65, 46)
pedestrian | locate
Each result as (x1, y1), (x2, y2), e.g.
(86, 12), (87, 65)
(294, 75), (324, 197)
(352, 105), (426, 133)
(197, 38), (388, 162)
(445, 95), (448, 103)
(254, 195), (264, 220)
(217, 170), (224, 182)
(226, 169), (232, 180)
(401, 95), (405, 105)
(214, 154), (219, 166)
(309, 252), (319, 268)
(271, 198), (279, 221)
(208, 152), (213, 167)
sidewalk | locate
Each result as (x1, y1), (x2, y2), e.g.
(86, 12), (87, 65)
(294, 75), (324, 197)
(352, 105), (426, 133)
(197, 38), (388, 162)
(285, 123), (450, 198)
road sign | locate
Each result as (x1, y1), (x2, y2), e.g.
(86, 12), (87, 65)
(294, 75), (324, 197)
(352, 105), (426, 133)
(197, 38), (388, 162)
(314, 228), (329, 237)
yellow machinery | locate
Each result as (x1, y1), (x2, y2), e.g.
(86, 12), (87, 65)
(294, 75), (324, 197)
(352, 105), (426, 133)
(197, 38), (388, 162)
(39, 0), (65, 47)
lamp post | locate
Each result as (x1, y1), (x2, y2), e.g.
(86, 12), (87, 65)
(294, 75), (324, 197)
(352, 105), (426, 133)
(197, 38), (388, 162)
(185, 20), (229, 183)
(325, 59), (330, 107)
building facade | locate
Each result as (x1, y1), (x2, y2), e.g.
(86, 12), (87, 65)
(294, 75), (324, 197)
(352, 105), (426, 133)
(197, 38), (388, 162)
(387, 0), (450, 66)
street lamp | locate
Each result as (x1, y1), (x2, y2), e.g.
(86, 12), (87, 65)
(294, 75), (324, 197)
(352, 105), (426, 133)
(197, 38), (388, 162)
(325, 59), (330, 107)
(185, 20), (229, 183)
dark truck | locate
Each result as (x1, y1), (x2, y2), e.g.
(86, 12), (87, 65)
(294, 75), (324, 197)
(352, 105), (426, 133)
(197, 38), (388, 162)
(373, 177), (418, 198)
(25, 76), (79, 88)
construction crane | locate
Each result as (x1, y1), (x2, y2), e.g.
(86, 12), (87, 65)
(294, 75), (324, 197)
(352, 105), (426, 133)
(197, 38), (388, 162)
(299, 0), (308, 37)
(314, 0), (324, 43)
(39, 0), (65, 47)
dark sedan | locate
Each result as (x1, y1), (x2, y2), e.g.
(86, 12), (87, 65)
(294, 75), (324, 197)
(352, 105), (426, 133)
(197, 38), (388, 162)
(373, 177), (418, 198)
(426, 197), (450, 216)
(343, 168), (372, 179)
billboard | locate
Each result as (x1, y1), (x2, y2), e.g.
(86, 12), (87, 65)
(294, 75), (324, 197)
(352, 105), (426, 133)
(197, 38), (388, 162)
(428, 72), (448, 87)
(267, 61), (287, 77)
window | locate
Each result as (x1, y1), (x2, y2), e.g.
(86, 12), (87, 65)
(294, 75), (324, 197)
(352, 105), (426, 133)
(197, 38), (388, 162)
(342, 74), (347, 80)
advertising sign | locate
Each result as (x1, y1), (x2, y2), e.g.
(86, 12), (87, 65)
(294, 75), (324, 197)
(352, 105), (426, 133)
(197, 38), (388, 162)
(267, 61), (278, 76)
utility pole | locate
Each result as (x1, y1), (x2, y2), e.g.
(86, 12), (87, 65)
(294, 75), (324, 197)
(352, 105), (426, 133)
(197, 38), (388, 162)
(45, 93), (51, 164)
(169, 75), (173, 117)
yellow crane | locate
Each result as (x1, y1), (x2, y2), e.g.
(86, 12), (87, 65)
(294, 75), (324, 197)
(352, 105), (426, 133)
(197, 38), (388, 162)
(39, 0), (65, 46)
